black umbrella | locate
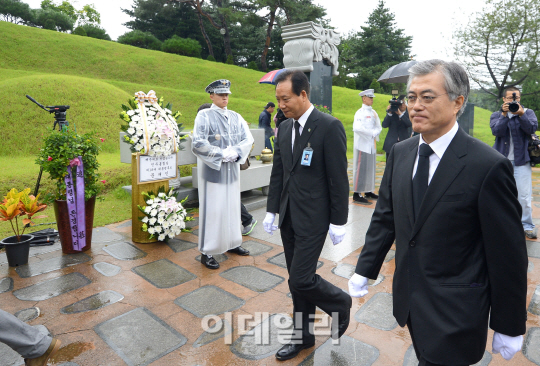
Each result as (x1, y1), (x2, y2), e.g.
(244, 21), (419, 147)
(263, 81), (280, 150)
(377, 61), (419, 84)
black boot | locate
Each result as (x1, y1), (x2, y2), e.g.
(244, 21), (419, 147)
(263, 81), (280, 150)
(201, 254), (220, 269)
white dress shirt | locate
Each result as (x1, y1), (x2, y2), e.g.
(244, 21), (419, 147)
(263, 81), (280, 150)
(292, 104), (314, 151)
(412, 122), (459, 183)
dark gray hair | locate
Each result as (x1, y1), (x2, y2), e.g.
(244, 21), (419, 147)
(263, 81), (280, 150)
(407, 59), (469, 118)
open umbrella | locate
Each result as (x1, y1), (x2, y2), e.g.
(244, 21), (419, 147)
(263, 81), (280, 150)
(258, 69), (287, 85)
(377, 61), (418, 84)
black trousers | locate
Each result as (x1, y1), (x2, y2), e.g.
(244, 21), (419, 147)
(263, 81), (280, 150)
(280, 206), (351, 344)
(240, 203), (252, 227)
(407, 317), (469, 366)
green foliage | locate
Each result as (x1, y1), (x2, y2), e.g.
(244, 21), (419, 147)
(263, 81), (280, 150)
(0, 0), (34, 24)
(117, 30), (162, 51)
(80, 23), (110, 40)
(247, 61), (258, 70)
(72, 25), (86, 36)
(313, 104), (333, 116)
(35, 128), (102, 201)
(226, 54), (234, 65)
(206, 55), (216, 62)
(162, 35), (202, 58)
(369, 79), (382, 93)
(31, 8), (74, 32)
(346, 78), (356, 90)
(41, 0), (100, 26)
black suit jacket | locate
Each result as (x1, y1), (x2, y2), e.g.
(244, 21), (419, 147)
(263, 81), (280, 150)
(266, 108), (349, 236)
(382, 110), (412, 152)
(355, 128), (528, 365)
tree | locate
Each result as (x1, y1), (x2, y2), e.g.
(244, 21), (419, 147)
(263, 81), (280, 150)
(162, 35), (202, 57)
(31, 8), (74, 32)
(0, 0), (33, 24)
(117, 30), (163, 50)
(81, 23), (110, 40)
(340, 0), (412, 91)
(369, 79), (382, 93)
(40, 0), (100, 27)
(454, 0), (540, 102)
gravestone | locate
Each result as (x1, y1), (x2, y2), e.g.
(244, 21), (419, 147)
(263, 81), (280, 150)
(459, 103), (475, 136)
(281, 22), (340, 112)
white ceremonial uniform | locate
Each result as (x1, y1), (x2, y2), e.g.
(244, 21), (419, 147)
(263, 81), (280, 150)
(352, 104), (382, 193)
(192, 104), (254, 255)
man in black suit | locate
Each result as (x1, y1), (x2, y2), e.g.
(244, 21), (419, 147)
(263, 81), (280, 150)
(349, 60), (527, 365)
(263, 70), (352, 361)
(382, 97), (412, 161)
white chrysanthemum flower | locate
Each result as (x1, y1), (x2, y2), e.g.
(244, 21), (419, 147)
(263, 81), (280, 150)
(127, 128), (136, 135)
(141, 216), (149, 223)
(129, 121), (136, 127)
(150, 209), (157, 216)
(135, 143), (143, 151)
(158, 234), (165, 241)
(155, 226), (162, 233)
(149, 217), (157, 225)
(148, 150), (156, 156)
(132, 115), (140, 121)
(134, 109), (140, 114)
(157, 217), (164, 224)
(168, 233), (175, 239)
(127, 110), (135, 116)
(146, 199), (154, 205)
(162, 221), (169, 229)
(144, 206), (151, 214)
(158, 192), (166, 198)
(148, 227), (155, 234)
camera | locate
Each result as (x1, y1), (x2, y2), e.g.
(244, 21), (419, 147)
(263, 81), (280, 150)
(26, 95), (70, 130)
(508, 92), (520, 113)
(389, 89), (402, 113)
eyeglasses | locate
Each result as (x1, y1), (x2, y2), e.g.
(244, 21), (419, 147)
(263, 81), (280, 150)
(406, 93), (448, 106)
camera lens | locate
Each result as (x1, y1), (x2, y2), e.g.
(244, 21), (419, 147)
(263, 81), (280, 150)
(508, 102), (520, 113)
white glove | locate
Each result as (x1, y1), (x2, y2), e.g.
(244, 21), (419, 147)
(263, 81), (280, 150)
(222, 146), (231, 162)
(263, 212), (278, 235)
(492, 332), (523, 360)
(328, 224), (346, 245)
(348, 273), (369, 297)
(221, 147), (239, 162)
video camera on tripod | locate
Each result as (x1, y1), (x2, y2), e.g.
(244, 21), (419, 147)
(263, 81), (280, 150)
(389, 89), (402, 113)
(26, 95), (70, 130)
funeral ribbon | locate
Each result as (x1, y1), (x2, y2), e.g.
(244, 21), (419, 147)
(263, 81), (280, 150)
(64, 156), (86, 251)
(135, 90), (179, 154)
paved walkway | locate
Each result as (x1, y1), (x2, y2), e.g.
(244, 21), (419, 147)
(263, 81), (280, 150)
(1, 162), (540, 365)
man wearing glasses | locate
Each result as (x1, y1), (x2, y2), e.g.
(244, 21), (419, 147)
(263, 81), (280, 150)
(490, 87), (538, 239)
(349, 60), (527, 365)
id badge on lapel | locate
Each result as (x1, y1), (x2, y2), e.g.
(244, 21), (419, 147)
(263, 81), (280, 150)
(301, 143), (313, 166)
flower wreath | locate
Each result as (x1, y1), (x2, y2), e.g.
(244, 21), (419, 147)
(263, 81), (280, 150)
(120, 90), (185, 156)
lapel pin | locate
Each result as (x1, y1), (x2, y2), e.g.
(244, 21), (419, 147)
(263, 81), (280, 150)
(308, 128), (311, 132)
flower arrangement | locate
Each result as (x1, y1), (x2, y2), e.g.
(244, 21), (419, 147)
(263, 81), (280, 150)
(313, 104), (333, 116)
(120, 90), (185, 156)
(138, 187), (193, 241)
(0, 188), (47, 242)
(36, 128), (102, 201)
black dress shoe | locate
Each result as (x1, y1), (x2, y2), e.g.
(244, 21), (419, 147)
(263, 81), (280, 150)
(201, 254), (220, 269)
(365, 192), (379, 199)
(227, 246), (250, 256)
(333, 295), (352, 339)
(275, 342), (315, 361)
(353, 195), (370, 204)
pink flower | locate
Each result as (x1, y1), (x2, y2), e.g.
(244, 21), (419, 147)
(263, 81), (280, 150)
(100, 138), (105, 142)
(101, 180), (106, 183)
(69, 157), (81, 167)
(47, 156), (53, 161)
(324, 106), (327, 108)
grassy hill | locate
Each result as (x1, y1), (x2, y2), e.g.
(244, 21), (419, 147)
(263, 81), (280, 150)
(0, 21), (496, 158)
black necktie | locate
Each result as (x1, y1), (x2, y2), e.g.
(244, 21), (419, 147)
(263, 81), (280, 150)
(294, 120), (301, 152)
(412, 143), (434, 220)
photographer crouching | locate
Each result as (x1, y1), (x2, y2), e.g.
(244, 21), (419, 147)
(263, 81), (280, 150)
(491, 86), (538, 238)
(382, 95), (412, 161)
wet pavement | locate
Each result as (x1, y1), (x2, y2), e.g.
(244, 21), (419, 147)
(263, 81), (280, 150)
(0, 161), (539, 365)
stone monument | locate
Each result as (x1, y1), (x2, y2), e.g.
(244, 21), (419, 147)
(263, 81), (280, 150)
(281, 21), (340, 111)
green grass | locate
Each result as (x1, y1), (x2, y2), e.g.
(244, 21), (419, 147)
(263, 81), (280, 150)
(0, 21), (499, 236)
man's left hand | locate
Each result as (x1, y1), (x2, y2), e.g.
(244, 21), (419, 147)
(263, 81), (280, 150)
(492, 332), (523, 360)
(516, 103), (525, 117)
(329, 224), (346, 245)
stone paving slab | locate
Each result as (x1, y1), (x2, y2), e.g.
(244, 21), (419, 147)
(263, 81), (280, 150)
(267, 252), (323, 269)
(94, 307), (187, 366)
(241, 240), (273, 256)
(132, 259), (196, 289)
(92, 227), (124, 243)
(403, 346), (492, 366)
(116, 220), (132, 229)
(0, 277), (13, 293)
(230, 313), (293, 360)
(61, 290), (124, 314)
(12, 272), (91, 301)
(354, 292), (398, 331)
(167, 238), (197, 253)
(530, 261), (535, 273)
(331, 263), (385, 286)
(523, 327), (540, 364)
(174, 285), (245, 318)
(0, 242), (61, 265)
(527, 240), (540, 258)
(529, 285), (540, 316)
(193, 319), (233, 348)
(15, 253), (92, 278)
(195, 254), (228, 263)
(15, 307), (40, 322)
(220, 266), (285, 293)
(103, 242), (147, 260)
(299, 335), (379, 366)
(93, 262), (122, 277)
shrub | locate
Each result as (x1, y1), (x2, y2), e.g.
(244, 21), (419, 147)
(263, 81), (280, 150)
(117, 30), (162, 51)
(162, 35), (201, 58)
(369, 78), (382, 93)
(73, 26), (86, 36)
(206, 55), (216, 62)
(81, 23), (110, 40)
(313, 104), (333, 116)
(226, 54), (234, 64)
(346, 78), (356, 90)
(247, 61), (258, 70)
(31, 8), (73, 32)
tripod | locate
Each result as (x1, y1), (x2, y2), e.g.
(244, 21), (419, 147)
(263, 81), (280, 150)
(26, 95), (70, 197)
